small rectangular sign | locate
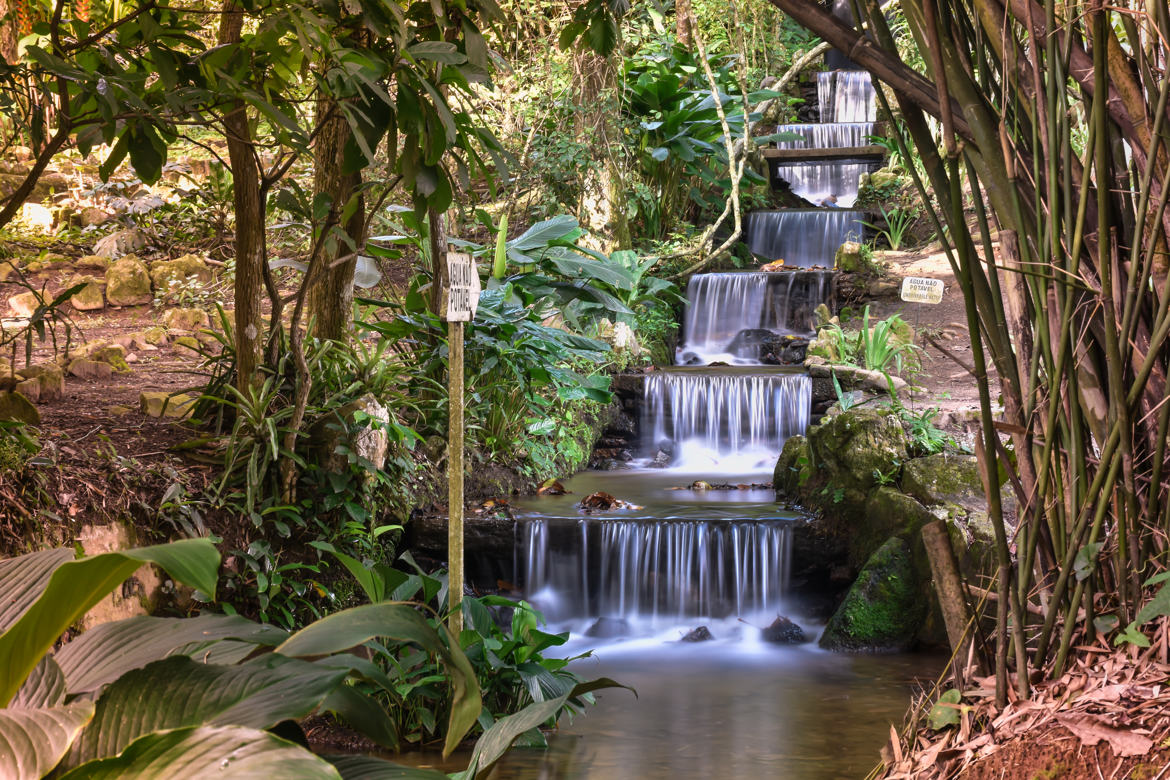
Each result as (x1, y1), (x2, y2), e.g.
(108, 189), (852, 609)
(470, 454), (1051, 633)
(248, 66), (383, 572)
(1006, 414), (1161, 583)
(445, 252), (481, 322)
(900, 276), (944, 304)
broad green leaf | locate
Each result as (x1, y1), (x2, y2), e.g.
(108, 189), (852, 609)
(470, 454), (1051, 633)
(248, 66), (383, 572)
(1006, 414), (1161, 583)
(58, 725), (340, 779)
(328, 754), (450, 779)
(1073, 542), (1103, 582)
(275, 604), (480, 758)
(0, 701), (94, 779)
(460, 678), (630, 779)
(319, 685), (399, 750)
(927, 688), (962, 730)
(406, 41), (467, 65)
(55, 613), (286, 695)
(0, 548), (74, 632)
(64, 655), (350, 768)
(0, 540), (220, 706)
(1135, 583), (1170, 625)
(13, 657), (66, 708)
(506, 215), (579, 252)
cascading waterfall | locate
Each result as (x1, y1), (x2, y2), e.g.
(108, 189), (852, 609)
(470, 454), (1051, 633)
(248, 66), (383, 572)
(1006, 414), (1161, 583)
(642, 371), (810, 468)
(521, 518), (792, 623)
(817, 71), (878, 122)
(773, 122), (875, 149)
(742, 209), (864, 267)
(512, 52), (878, 645)
(676, 271), (834, 364)
(770, 161), (875, 207)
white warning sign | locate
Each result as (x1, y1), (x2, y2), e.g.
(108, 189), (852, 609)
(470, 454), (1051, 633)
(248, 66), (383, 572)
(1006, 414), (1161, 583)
(900, 276), (944, 304)
(445, 252), (481, 322)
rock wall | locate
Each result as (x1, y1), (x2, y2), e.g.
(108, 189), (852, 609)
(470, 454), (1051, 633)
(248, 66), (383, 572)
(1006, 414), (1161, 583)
(775, 407), (1002, 651)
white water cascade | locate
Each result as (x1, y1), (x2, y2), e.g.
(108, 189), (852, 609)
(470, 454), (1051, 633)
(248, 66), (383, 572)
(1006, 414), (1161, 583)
(676, 270), (834, 365)
(642, 370), (810, 470)
(741, 210), (864, 267)
(817, 71), (878, 122)
(522, 518), (792, 624)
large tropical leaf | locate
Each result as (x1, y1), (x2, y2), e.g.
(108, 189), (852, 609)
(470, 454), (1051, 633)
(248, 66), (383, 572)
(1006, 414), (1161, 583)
(0, 549), (74, 632)
(460, 678), (631, 779)
(506, 215), (578, 252)
(275, 604), (480, 758)
(54, 614), (287, 695)
(57, 725), (340, 779)
(0, 540), (221, 707)
(62, 655), (350, 769)
(12, 657), (66, 709)
(0, 702), (94, 779)
(328, 754), (450, 779)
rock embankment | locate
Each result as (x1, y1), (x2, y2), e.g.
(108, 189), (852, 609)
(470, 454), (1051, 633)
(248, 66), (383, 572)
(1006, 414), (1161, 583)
(774, 407), (1005, 651)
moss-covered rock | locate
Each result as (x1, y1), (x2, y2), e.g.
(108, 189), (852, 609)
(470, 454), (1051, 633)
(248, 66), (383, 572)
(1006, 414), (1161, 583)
(0, 391), (39, 424)
(150, 255), (215, 299)
(67, 273), (105, 311)
(773, 434), (809, 497)
(162, 307), (210, 332)
(901, 453), (983, 509)
(105, 255), (152, 306)
(807, 407), (909, 497)
(819, 536), (925, 652)
(140, 391), (195, 419)
(172, 336), (202, 356)
(855, 487), (934, 568)
(15, 364), (64, 402)
(142, 326), (170, 346)
(76, 255), (112, 271)
(86, 344), (130, 373)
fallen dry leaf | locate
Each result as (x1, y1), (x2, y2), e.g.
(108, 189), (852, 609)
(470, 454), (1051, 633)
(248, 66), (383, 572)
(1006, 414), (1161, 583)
(1055, 713), (1154, 757)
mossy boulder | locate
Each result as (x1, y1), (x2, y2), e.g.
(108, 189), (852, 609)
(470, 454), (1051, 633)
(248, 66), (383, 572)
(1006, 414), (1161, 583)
(150, 255), (215, 299)
(773, 434), (810, 497)
(819, 536), (925, 652)
(172, 336), (202, 356)
(807, 407), (909, 497)
(67, 274), (105, 311)
(139, 391), (195, 419)
(0, 391), (39, 425)
(835, 241), (880, 274)
(105, 255), (152, 306)
(85, 343), (131, 373)
(162, 307), (210, 332)
(855, 487), (934, 569)
(143, 326), (170, 346)
(901, 453), (984, 509)
(76, 255), (112, 271)
(15, 364), (64, 402)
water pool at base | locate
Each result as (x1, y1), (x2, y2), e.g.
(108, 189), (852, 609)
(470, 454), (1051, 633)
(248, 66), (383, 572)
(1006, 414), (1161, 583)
(399, 645), (940, 779)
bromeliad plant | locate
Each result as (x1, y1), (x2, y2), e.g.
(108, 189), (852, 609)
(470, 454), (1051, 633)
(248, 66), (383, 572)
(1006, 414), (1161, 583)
(0, 540), (625, 778)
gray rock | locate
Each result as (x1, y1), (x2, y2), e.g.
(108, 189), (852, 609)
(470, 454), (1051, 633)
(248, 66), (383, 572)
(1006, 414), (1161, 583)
(585, 616), (632, 639)
(93, 228), (148, 258)
(680, 625), (714, 642)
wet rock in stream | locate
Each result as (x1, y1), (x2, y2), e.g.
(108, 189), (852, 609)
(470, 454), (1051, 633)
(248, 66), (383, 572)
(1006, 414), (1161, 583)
(586, 616), (633, 638)
(762, 616), (807, 644)
(680, 626), (715, 642)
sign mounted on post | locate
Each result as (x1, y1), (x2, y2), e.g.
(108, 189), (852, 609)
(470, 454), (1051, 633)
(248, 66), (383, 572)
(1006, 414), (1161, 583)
(900, 276), (944, 304)
(445, 252), (481, 322)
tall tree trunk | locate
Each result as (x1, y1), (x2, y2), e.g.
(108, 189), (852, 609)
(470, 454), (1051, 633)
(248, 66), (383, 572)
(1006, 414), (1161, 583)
(218, 1), (264, 392)
(308, 98), (362, 341)
(574, 49), (630, 251)
(0, 1), (18, 64)
(676, 0), (693, 45)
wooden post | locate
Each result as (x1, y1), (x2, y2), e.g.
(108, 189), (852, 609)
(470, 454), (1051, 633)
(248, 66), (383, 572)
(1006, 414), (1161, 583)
(447, 318), (464, 637)
(922, 520), (986, 684)
(443, 250), (478, 638)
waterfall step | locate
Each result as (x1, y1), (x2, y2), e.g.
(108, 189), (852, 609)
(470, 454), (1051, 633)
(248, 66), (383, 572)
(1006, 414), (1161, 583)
(761, 145), (886, 161)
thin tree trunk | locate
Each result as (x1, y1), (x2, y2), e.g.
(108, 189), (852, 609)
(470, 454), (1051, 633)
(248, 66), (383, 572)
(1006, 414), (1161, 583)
(218, 1), (264, 392)
(308, 98), (362, 341)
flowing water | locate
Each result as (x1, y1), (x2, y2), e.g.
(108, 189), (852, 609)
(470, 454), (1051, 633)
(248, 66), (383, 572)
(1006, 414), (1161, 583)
(428, 54), (936, 780)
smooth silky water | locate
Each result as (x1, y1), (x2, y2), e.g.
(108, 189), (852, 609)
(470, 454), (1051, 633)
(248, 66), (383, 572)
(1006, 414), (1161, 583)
(394, 57), (938, 778)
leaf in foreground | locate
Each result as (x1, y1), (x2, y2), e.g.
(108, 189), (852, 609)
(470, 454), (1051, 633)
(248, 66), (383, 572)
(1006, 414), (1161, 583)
(0, 702), (94, 779)
(58, 725), (341, 779)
